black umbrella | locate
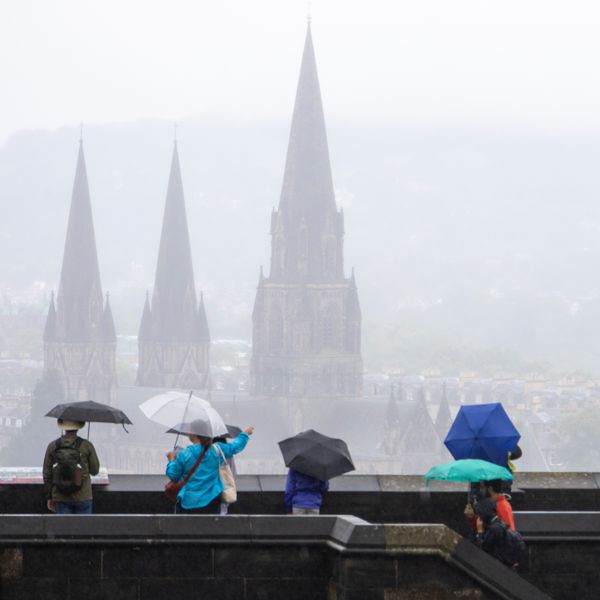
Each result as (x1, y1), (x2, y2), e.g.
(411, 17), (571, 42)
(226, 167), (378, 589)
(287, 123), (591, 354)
(46, 401), (132, 437)
(278, 429), (355, 481)
(226, 424), (242, 438)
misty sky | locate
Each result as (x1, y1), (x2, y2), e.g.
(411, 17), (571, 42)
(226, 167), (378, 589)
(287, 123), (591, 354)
(2, 0), (600, 145)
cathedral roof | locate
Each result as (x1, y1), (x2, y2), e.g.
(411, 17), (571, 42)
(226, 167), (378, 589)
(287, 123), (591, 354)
(46, 142), (107, 342)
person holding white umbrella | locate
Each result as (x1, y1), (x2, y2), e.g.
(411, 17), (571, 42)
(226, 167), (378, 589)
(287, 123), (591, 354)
(165, 420), (254, 514)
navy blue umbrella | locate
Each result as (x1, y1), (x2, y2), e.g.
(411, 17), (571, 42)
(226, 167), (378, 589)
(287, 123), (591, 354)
(444, 403), (520, 467)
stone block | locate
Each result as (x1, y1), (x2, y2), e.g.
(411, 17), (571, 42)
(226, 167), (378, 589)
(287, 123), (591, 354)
(102, 545), (213, 578)
(0, 548), (23, 578)
(0, 577), (63, 600)
(249, 516), (336, 540)
(69, 578), (139, 600)
(329, 476), (380, 492)
(245, 577), (327, 600)
(214, 545), (327, 579)
(139, 577), (244, 600)
(0, 516), (44, 538)
(22, 545), (101, 578)
(335, 555), (396, 589)
(157, 514), (253, 539)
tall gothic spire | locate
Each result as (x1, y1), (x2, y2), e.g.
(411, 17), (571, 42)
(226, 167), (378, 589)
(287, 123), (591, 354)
(267, 22), (345, 283)
(50, 142), (111, 341)
(152, 143), (197, 339)
(279, 22), (336, 222)
(145, 142), (208, 342)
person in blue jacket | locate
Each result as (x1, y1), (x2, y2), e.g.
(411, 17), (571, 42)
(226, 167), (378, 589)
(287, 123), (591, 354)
(166, 425), (254, 514)
(284, 468), (329, 515)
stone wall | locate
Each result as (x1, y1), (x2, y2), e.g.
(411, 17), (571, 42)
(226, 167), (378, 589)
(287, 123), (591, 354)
(0, 516), (548, 600)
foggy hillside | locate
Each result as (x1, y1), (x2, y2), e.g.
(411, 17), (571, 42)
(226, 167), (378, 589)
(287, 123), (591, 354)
(2, 121), (600, 374)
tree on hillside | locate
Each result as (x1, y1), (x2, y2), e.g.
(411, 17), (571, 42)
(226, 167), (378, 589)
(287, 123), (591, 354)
(0, 370), (65, 467)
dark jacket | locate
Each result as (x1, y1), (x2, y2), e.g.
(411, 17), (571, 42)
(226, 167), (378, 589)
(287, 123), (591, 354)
(284, 469), (329, 513)
(43, 435), (100, 502)
(476, 517), (506, 561)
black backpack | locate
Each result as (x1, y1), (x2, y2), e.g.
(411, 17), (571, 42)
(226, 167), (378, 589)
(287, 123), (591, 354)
(52, 437), (84, 494)
(499, 522), (527, 567)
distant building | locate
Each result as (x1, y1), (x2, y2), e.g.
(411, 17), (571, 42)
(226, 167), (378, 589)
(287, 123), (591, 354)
(136, 143), (210, 389)
(250, 23), (363, 398)
(43, 142), (117, 404)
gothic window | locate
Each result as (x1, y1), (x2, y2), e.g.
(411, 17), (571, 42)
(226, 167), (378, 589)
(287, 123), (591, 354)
(322, 304), (340, 350)
(269, 305), (284, 353)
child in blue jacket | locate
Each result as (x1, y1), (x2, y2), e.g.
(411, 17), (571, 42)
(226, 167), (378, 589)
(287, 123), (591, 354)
(284, 468), (329, 515)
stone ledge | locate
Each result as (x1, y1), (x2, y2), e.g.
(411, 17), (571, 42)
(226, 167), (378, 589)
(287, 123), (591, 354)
(0, 515), (550, 600)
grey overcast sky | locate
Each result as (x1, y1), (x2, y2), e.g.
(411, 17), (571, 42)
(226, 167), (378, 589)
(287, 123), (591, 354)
(1, 0), (600, 144)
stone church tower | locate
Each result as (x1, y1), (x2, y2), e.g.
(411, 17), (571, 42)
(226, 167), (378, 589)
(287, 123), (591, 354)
(136, 142), (210, 389)
(43, 141), (117, 403)
(250, 24), (363, 398)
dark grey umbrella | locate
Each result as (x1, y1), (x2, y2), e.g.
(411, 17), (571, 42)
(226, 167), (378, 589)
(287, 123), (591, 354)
(278, 429), (355, 481)
(46, 401), (132, 437)
(226, 424), (242, 438)
(166, 419), (215, 438)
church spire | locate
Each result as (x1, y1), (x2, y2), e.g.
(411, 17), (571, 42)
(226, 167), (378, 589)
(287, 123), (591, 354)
(150, 142), (200, 340)
(54, 141), (104, 341)
(279, 22), (336, 222)
(43, 291), (57, 342)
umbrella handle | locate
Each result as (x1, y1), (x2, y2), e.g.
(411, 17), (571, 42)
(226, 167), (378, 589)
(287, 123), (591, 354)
(87, 422), (90, 440)
(121, 422), (129, 434)
(173, 390), (193, 451)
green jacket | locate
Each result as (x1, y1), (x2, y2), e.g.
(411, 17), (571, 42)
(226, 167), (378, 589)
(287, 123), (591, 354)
(43, 435), (100, 502)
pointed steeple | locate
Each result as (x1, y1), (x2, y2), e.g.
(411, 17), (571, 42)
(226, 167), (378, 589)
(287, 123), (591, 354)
(150, 142), (200, 341)
(197, 292), (210, 342)
(138, 291), (152, 342)
(280, 22), (335, 220)
(102, 293), (116, 341)
(435, 381), (452, 440)
(252, 267), (265, 321)
(346, 268), (361, 319)
(55, 142), (105, 341)
(43, 291), (57, 342)
(271, 22), (343, 282)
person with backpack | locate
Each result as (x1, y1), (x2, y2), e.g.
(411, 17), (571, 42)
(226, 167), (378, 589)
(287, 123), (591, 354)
(483, 479), (515, 530)
(42, 419), (100, 514)
(474, 498), (526, 571)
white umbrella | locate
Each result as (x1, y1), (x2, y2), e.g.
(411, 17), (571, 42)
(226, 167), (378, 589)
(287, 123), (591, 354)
(139, 391), (227, 438)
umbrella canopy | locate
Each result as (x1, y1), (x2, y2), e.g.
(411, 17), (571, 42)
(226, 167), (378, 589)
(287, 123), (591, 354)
(278, 429), (355, 481)
(424, 459), (513, 483)
(444, 403), (520, 466)
(46, 401), (132, 425)
(141, 391), (227, 437)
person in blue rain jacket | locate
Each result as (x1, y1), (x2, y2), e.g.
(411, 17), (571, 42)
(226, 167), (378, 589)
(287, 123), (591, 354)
(166, 426), (253, 513)
(284, 468), (329, 515)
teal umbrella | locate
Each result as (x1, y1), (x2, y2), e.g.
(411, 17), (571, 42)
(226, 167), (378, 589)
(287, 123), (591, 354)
(424, 459), (513, 483)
